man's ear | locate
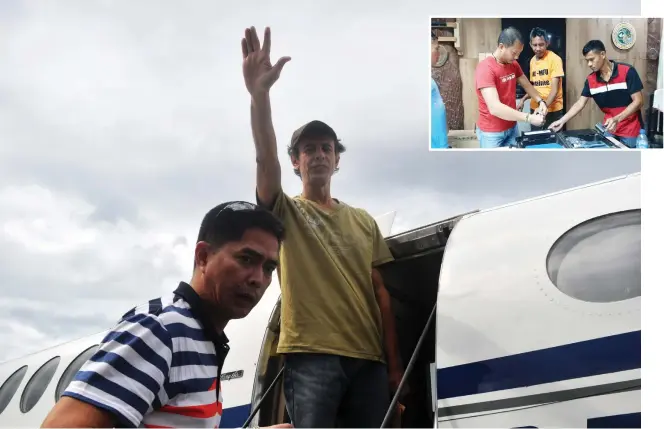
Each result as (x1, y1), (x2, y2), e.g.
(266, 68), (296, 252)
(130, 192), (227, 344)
(291, 153), (302, 177)
(194, 241), (211, 273)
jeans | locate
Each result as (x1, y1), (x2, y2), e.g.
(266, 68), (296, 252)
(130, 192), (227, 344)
(605, 133), (638, 148)
(476, 124), (519, 148)
(283, 353), (390, 428)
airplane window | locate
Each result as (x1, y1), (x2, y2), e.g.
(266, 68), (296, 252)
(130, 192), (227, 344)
(547, 209), (641, 303)
(54, 344), (99, 401)
(0, 365), (28, 415)
(19, 356), (61, 413)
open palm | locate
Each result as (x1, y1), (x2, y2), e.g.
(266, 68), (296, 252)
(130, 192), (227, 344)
(242, 26), (291, 95)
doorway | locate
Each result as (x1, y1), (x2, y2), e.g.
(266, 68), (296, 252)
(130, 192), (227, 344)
(502, 18), (567, 113)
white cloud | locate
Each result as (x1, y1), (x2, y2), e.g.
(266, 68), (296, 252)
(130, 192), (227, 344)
(0, 184), (194, 360)
(0, 0), (641, 363)
(1, 185), (98, 253)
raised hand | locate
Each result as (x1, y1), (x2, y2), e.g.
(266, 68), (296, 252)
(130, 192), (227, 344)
(242, 26), (291, 96)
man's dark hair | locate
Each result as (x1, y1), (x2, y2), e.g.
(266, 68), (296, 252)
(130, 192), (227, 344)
(529, 27), (548, 43)
(287, 135), (346, 159)
(497, 27), (523, 47)
(582, 40), (606, 56)
(195, 202), (285, 260)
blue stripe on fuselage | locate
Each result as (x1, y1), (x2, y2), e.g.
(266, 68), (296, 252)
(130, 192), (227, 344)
(587, 412), (640, 428)
(216, 331), (641, 425)
(220, 404), (251, 428)
(437, 330), (641, 399)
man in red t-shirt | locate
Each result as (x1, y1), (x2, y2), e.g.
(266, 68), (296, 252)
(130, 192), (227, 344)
(475, 27), (547, 148)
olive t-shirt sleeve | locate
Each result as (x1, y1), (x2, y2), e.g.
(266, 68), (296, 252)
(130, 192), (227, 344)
(371, 218), (395, 267)
(256, 188), (291, 219)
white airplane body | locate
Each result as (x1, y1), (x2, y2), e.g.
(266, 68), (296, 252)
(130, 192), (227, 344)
(0, 173), (641, 428)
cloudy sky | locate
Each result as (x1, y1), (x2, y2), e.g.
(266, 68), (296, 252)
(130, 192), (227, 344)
(0, 1), (641, 362)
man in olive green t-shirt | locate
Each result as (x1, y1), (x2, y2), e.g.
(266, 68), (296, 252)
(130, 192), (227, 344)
(241, 26), (404, 427)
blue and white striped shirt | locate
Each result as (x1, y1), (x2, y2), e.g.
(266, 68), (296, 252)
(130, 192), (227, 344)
(63, 282), (230, 428)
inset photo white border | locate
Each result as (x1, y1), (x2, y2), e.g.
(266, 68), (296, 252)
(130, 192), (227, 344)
(429, 14), (661, 151)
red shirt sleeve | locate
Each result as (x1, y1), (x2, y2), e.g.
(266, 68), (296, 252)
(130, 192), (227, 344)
(475, 61), (496, 90)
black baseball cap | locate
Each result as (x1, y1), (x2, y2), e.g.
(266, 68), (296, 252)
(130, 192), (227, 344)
(290, 120), (339, 150)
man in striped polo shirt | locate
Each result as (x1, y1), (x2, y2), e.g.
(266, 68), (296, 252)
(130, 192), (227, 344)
(549, 39), (644, 147)
(41, 201), (292, 428)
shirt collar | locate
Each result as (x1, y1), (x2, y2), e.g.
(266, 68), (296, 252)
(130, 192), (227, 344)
(596, 60), (618, 83)
(173, 281), (230, 347)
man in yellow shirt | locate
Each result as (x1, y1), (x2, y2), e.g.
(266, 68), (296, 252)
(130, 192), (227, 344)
(241, 26), (404, 428)
(517, 27), (565, 130)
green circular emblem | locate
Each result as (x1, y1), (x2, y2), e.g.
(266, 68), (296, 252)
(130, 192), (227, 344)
(612, 22), (636, 50)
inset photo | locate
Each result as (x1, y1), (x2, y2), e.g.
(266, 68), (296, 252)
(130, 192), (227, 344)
(429, 17), (663, 149)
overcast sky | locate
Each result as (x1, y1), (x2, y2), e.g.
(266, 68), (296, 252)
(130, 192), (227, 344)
(0, 1), (641, 362)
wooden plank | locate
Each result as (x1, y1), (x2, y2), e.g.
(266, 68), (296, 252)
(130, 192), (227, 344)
(438, 36), (457, 42)
(432, 22), (458, 29)
(455, 19), (463, 54)
(460, 58), (480, 130)
(459, 18), (501, 59)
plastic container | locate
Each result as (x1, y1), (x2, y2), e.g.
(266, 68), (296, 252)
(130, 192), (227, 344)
(636, 129), (649, 149)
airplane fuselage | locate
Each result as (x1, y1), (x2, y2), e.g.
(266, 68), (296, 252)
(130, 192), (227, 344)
(0, 173), (641, 428)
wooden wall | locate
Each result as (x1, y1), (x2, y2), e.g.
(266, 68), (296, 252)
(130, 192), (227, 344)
(566, 18), (649, 130)
(457, 18), (501, 130)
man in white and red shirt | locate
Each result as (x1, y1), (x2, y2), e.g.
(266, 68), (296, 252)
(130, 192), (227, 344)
(549, 39), (644, 148)
(42, 202), (292, 429)
(475, 27), (548, 148)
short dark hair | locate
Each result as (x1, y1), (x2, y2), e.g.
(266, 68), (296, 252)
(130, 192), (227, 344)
(529, 27), (548, 42)
(196, 201), (285, 256)
(497, 27), (523, 47)
(582, 40), (606, 56)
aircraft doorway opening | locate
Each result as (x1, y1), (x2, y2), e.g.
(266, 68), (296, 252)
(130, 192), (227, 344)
(248, 220), (455, 428)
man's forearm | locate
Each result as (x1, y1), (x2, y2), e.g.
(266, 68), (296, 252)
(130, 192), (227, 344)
(616, 98), (642, 121)
(521, 80), (543, 103)
(251, 92), (279, 162)
(376, 288), (402, 373)
(489, 102), (528, 122)
(559, 98), (586, 124)
(251, 91), (281, 204)
(546, 79), (559, 106)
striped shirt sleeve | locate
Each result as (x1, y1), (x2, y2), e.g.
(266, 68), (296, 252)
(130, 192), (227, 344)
(626, 66), (644, 94)
(62, 311), (174, 428)
(581, 78), (591, 97)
